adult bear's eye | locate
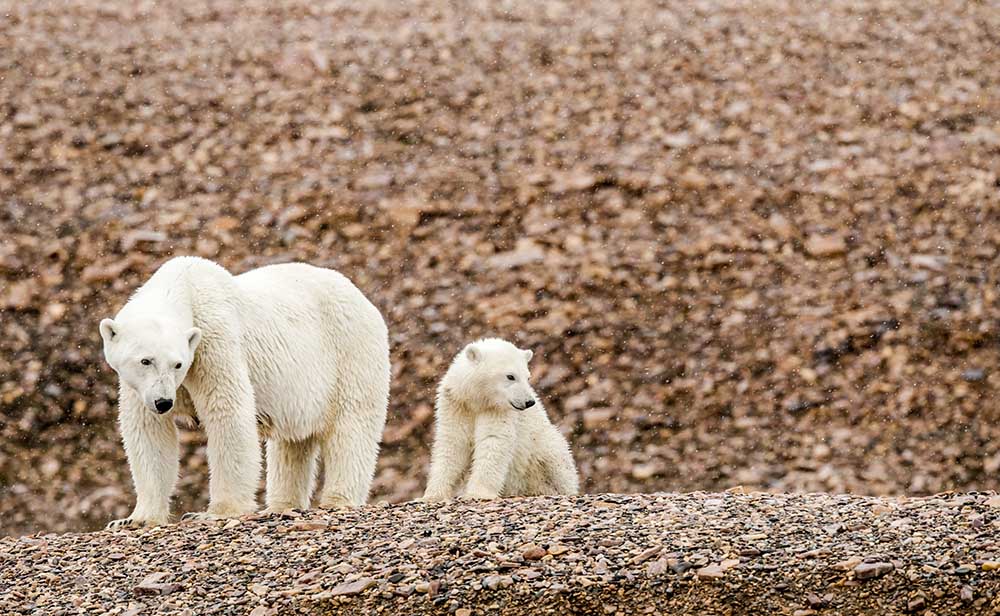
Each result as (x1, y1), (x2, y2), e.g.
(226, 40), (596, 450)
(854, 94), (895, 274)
(506, 374), (516, 381)
(140, 359), (152, 366)
(174, 363), (182, 370)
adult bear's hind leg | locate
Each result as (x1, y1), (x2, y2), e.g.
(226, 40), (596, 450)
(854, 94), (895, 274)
(317, 385), (387, 508)
(264, 437), (318, 512)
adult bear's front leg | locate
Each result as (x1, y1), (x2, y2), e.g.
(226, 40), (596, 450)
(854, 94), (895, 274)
(184, 345), (261, 521)
(108, 385), (178, 529)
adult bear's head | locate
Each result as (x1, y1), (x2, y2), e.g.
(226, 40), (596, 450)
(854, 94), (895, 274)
(99, 316), (202, 414)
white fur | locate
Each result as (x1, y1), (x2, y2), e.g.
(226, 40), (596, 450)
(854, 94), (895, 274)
(422, 338), (579, 501)
(100, 257), (390, 528)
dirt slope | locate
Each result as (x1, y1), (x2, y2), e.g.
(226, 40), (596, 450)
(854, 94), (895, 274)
(2, 0), (1000, 535)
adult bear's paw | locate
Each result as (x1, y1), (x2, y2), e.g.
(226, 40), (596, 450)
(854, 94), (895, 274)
(182, 502), (256, 522)
(106, 516), (164, 530)
(180, 511), (221, 522)
(318, 495), (354, 510)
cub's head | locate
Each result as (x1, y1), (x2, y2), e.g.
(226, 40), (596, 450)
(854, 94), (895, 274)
(457, 338), (537, 412)
(99, 316), (201, 414)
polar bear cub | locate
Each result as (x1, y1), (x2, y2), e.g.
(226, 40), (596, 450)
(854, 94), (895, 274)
(100, 256), (390, 528)
(422, 338), (578, 501)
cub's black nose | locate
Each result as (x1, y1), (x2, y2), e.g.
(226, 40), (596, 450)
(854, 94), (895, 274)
(524, 399), (536, 408)
(154, 398), (174, 413)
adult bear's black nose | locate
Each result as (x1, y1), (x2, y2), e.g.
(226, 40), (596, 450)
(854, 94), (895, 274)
(154, 398), (174, 413)
(524, 399), (536, 408)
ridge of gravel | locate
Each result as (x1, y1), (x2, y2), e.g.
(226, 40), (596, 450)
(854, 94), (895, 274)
(2, 492), (999, 615)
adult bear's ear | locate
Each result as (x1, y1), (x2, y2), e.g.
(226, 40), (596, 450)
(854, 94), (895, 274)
(522, 349), (533, 363)
(186, 327), (202, 354)
(465, 344), (481, 363)
(99, 319), (118, 343)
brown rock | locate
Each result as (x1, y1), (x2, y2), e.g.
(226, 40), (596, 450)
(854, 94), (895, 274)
(328, 578), (375, 596)
(804, 234), (847, 257)
(854, 562), (893, 580)
(134, 572), (182, 595)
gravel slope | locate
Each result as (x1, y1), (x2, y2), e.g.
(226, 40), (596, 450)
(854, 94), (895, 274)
(3, 0), (1000, 535)
(2, 493), (999, 615)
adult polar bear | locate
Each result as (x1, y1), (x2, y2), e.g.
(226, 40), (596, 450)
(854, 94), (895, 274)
(99, 256), (390, 528)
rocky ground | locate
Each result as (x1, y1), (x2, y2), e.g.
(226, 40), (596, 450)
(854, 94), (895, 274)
(2, 492), (999, 615)
(3, 0), (1000, 536)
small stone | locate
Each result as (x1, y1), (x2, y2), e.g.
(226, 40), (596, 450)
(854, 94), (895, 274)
(582, 408), (616, 429)
(456, 610), (472, 616)
(906, 594), (927, 612)
(521, 544), (546, 560)
(282, 521), (328, 532)
(414, 582), (431, 594)
(768, 213), (794, 239)
(482, 575), (501, 590)
(831, 557), (863, 571)
(647, 559), (668, 576)
(854, 562), (893, 580)
(329, 578), (375, 596)
(547, 544), (570, 556)
(13, 112), (39, 127)
(120, 230), (167, 251)
(630, 463), (660, 480)
(696, 564), (725, 579)
(248, 583), (268, 596)
(631, 547), (661, 565)
(387, 573), (405, 583)
(804, 233), (847, 257)
(486, 240), (546, 269)
(671, 561), (695, 574)
(678, 168), (709, 190)
(961, 585), (974, 602)
(961, 368), (986, 382)
(135, 572), (170, 595)
(982, 562), (1000, 571)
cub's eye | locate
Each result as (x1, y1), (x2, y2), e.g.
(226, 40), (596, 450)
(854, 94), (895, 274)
(140, 359), (152, 366)
(506, 374), (516, 381)
(174, 363), (182, 370)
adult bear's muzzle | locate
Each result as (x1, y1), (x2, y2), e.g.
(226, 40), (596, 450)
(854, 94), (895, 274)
(154, 398), (174, 414)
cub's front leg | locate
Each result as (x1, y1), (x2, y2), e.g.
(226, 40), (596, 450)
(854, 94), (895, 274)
(422, 415), (473, 502)
(463, 413), (516, 500)
(107, 385), (179, 529)
(183, 341), (261, 521)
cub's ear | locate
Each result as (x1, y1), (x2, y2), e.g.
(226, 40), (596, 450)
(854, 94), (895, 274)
(99, 319), (118, 343)
(522, 349), (534, 363)
(186, 327), (202, 353)
(465, 344), (481, 363)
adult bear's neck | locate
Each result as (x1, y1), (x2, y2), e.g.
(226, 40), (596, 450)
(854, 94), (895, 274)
(124, 256), (229, 325)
